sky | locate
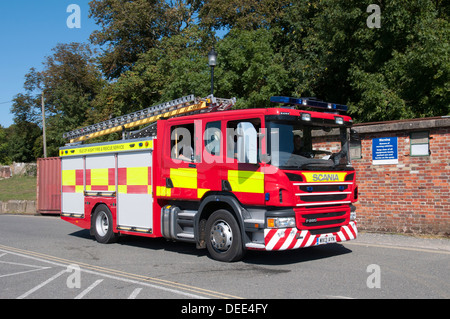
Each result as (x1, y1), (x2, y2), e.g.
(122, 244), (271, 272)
(0, 0), (99, 128)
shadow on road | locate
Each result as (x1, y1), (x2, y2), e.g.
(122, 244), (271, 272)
(68, 229), (352, 266)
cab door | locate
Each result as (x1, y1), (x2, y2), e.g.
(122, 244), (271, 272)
(221, 117), (266, 206)
(159, 120), (200, 201)
(197, 119), (224, 198)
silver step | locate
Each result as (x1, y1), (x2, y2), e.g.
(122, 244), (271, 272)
(177, 210), (197, 219)
(177, 232), (195, 239)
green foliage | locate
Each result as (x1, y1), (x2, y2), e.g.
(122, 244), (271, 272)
(94, 25), (213, 117)
(283, 0), (449, 122)
(89, 0), (201, 79)
(0, 126), (11, 165)
(7, 0), (450, 162)
(346, 0), (450, 121)
(4, 123), (42, 163)
(10, 43), (105, 158)
(216, 28), (291, 108)
(198, 0), (291, 31)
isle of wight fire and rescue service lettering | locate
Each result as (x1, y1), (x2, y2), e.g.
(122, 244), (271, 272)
(60, 140), (152, 156)
(80, 144), (125, 154)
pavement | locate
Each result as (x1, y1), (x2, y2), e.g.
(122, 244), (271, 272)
(354, 231), (450, 253)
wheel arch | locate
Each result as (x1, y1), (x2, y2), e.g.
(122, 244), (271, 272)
(89, 201), (117, 236)
(194, 193), (249, 249)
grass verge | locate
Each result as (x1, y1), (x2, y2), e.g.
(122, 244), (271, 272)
(0, 176), (36, 201)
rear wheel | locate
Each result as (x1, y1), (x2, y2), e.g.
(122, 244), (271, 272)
(205, 209), (244, 262)
(93, 204), (118, 244)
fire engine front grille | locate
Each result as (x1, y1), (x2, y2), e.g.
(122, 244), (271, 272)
(294, 181), (352, 206)
(303, 211), (346, 219)
(299, 185), (348, 192)
(302, 218), (346, 227)
(299, 194), (348, 202)
(298, 210), (348, 230)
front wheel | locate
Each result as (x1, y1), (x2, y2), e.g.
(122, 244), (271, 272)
(93, 204), (118, 244)
(205, 210), (245, 262)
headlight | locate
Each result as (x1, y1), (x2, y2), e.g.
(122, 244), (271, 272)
(301, 113), (311, 121)
(267, 217), (296, 228)
(335, 116), (344, 125)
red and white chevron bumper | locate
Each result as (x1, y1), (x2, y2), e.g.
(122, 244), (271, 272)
(262, 221), (357, 251)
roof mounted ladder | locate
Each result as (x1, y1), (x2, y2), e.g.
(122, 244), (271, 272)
(63, 95), (236, 143)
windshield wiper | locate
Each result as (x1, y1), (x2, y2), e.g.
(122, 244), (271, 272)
(299, 162), (334, 169)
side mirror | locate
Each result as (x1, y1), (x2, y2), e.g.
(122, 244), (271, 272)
(237, 122), (257, 164)
(350, 129), (360, 142)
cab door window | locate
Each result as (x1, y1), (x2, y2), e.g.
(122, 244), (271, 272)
(170, 124), (195, 162)
(204, 121), (221, 156)
(226, 118), (261, 162)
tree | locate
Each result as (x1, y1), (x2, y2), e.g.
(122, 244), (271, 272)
(89, 0), (201, 79)
(2, 122), (42, 163)
(10, 0), (448, 161)
(92, 26), (293, 114)
(0, 125), (11, 165)
(283, 0), (449, 122)
(11, 43), (105, 158)
(215, 28), (291, 108)
(9, 91), (43, 162)
(198, 0), (291, 31)
(347, 0), (450, 121)
(89, 24), (216, 121)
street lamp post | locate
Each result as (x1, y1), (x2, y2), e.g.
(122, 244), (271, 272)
(208, 48), (217, 96)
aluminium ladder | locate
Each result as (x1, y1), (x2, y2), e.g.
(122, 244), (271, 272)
(63, 95), (236, 144)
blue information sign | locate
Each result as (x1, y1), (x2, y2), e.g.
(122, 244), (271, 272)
(372, 137), (398, 165)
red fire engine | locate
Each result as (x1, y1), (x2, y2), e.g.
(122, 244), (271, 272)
(60, 95), (358, 262)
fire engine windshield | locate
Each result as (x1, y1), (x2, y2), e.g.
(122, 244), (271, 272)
(266, 118), (351, 170)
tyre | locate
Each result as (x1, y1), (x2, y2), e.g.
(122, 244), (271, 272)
(205, 209), (245, 262)
(92, 204), (118, 244)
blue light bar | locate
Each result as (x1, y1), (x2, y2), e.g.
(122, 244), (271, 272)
(270, 96), (348, 112)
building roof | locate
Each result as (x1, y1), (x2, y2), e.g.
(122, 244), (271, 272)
(353, 116), (450, 134)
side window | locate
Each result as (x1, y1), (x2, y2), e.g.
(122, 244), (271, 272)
(226, 118), (261, 161)
(349, 129), (362, 160)
(410, 131), (430, 156)
(170, 124), (195, 162)
(204, 121), (221, 156)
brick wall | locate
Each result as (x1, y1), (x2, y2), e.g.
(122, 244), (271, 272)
(352, 117), (450, 236)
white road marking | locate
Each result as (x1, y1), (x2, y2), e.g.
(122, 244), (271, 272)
(128, 287), (142, 299)
(74, 279), (104, 299)
(324, 295), (355, 299)
(17, 269), (67, 299)
(0, 247), (208, 299)
(0, 260), (51, 279)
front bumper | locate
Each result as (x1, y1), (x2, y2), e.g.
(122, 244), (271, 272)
(245, 221), (357, 251)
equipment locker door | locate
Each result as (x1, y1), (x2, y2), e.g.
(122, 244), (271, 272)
(85, 154), (116, 194)
(117, 151), (153, 231)
(61, 156), (84, 215)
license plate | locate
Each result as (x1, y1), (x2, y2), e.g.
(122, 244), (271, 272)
(316, 235), (336, 245)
